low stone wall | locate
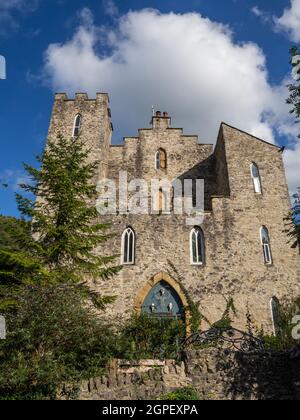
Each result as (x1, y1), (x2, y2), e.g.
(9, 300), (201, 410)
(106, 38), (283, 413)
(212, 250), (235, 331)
(79, 359), (191, 400)
(186, 348), (300, 400)
(78, 349), (300, 400)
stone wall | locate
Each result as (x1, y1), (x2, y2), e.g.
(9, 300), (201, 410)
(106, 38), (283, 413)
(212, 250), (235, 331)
(97, 118), (300, 332)
(187, 348), (300, 400)
(78, 359), (191, 400)
(48, 93), (112, 179)
(46, 93), (300, 333)
(77, 350), (300, 400)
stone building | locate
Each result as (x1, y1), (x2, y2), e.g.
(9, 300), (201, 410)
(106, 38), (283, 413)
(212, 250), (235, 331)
(46, 92), (300, 333)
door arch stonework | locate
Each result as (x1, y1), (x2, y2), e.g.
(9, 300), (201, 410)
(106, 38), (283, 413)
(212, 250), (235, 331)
(134, 272), (192, 334)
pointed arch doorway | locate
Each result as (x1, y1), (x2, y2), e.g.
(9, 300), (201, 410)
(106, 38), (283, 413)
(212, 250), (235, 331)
(134, 272), (191, 334)
(141, 280), (184, 318)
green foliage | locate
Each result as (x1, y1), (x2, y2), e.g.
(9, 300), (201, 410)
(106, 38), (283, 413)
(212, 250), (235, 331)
(262, 296), (300, 350)
(167, 261), (203, 332)
(0, 216), (30, 251)
(245, 304), (264, 338)
(167, 262), (237, 334)
(117, 314), (185, 360)
(287, 47), (300, 133)
(0, 216), (45, 311)
(245, 296), (300, 351)
(263, 335), (286, 351)
(284, 210), (300, 253)
(0, 286), (117, 400)
(285, 48), (300, 251)
(0, 134), (121, 311)
(0, 249), (46, 312)
(160, 387), (201, 400)
(211, 297), (236, 329)
(0, 134), (122, 398)
(15, 134), (120, 286)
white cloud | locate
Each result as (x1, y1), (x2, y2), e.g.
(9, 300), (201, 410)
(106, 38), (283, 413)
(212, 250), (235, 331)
(0, 0), (39, 36)
(0, 169), (30, 192)
(103, 0), (119, 18)
(42, 8), (299, 192)
(251, 6), (263, 17)
(251, 6), (272, 24)
(274, 0), (300, 42)
(284, 143), (300, 194)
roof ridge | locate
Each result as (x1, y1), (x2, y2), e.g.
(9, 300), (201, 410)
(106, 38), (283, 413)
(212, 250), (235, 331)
(220, 122), (280, 149)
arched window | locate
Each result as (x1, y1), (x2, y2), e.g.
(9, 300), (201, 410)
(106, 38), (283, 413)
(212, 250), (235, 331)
(250, 162), (262, 194)
(190, 227), (205, 265)
(73, 114), (82, 137)
(270, 296), (281, 336)
(155, 149), (167, 169)
(121, 227), (135, 265)
(260, 226), (272, 265)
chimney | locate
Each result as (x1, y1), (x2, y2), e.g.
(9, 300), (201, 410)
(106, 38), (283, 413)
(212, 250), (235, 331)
(151, 110), (171, 129)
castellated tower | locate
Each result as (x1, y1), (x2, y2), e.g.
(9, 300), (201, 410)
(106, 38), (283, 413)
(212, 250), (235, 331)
(45, 93), (300, 334)
(47, 92), (113, 179)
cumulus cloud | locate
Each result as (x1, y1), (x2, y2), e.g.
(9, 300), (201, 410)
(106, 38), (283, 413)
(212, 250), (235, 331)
(42, 8), (299, 192)
(274, 0), (300, 42)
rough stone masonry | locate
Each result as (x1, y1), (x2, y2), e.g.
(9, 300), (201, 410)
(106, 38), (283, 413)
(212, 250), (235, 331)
(46, 92), (300, 332)
(77, 350), (300, 400)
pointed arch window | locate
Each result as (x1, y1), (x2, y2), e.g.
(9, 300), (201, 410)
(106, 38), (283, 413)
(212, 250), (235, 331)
(121, 227), (135, 265)
(190, 227), (205, 265)
(155, 149), (167, 170)
(141, 280), (184, 319)
(73, 114), (82, 137)
(260, 226), (272, 265)
(250, 162), (262, 194)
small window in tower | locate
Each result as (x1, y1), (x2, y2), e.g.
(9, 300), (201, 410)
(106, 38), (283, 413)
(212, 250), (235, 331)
(155, 149), (167, 170)
(190, 227), (205, 265)
(121, 227), (135, 265)
(260, 226), (272, 265)
(250, 162), (262, 194)
(73, 114), (82, 137)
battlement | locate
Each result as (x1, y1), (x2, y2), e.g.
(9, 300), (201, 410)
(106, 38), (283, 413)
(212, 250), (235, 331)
(48, 92), (113, 165)
(54, 92), (110, 104)
(43, 92), (299, 336)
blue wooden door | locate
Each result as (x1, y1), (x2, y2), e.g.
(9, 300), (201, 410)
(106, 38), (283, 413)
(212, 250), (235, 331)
(141, 281), (184, 319)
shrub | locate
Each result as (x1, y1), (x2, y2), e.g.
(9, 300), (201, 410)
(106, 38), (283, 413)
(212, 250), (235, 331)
(161, 387), (201, 400)
(117, 314), (186, 360)
(262, 296), (300, 350)
(0, 286), (117, 400)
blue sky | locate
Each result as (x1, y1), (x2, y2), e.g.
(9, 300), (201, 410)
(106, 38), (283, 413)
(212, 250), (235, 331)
(0, 0), (300, 216)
